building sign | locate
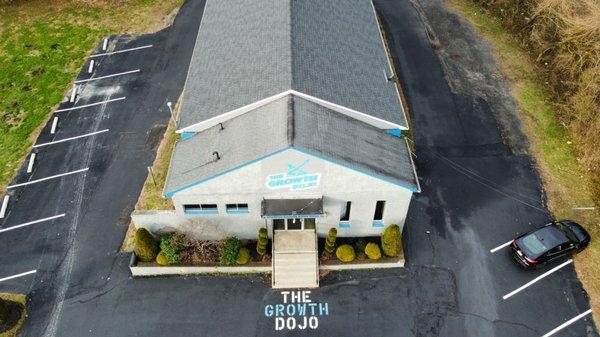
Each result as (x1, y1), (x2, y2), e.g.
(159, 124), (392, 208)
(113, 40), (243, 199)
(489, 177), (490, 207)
(264, 291), (329, 331)
(265, 159), (321, 192)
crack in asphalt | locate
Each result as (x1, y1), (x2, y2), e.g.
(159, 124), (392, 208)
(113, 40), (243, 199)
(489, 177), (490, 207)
(453, 310), (542, 335)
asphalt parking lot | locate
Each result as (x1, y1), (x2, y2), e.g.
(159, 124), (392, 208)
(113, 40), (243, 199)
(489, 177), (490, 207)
(0, 0), (205, 335)
(0, 0), (597, 336)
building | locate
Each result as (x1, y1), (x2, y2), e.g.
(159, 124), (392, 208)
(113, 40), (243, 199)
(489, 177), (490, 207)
(134, 0), (420, 288)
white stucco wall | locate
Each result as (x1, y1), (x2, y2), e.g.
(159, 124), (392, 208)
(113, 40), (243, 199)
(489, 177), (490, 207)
(146, 148), (414, 240)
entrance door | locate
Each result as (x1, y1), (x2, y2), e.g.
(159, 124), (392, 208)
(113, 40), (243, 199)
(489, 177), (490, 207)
(273, 218), (315, 231)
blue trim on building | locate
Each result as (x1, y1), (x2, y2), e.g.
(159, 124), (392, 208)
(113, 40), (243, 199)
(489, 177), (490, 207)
(184, 209), (219, 215)
(226, 209), (250, 215)
(181, 132), (197, 141)
(262, 214), (325, 219)
(165, 146), (419, 197)
(165, 147), (292, 197)
(290, 147), (419, 192)
(385, 129), (402, 137)
(372, 220), (384, 228)
(339, 222), (351, 229)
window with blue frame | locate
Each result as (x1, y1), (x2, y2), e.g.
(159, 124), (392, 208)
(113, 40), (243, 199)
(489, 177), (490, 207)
(372, 200), (385, 227)
(339, 201), (351, 228)
(184, 204), (218, 215)
(226, 203), (249, 214)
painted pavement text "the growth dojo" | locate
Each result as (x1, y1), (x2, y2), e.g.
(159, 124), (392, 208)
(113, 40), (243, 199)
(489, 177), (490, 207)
(264, 291), (329, 331)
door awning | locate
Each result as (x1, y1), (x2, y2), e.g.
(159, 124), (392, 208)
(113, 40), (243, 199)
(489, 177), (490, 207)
(261, 198), (324, 219)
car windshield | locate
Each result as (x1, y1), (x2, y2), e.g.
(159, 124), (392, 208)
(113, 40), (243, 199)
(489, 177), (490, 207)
(555, 222), (579, 242)
(520, 233), (549, 258)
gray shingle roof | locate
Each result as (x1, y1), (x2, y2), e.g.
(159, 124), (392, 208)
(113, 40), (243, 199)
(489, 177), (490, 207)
(178, 0), (406, 130)
(165, 95), (418, 196)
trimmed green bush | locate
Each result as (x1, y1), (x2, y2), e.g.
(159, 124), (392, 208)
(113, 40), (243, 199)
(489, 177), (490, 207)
(258, 228), (268, 239)
(134, 228), (159, 262)
(0, 297), (8, 326)
(256, 228), (269, 256)
(381, 224), (401, 257)
(236, 247), (251, 265)
(220, 237), (242, 266)
(365, 243), (382, 260)
(324, 228), (337, 255)
(156, 251), (168, 265)
(160, 233), (186, 265)
(354, 239), (367, 253)
(335, 244), (355, 263)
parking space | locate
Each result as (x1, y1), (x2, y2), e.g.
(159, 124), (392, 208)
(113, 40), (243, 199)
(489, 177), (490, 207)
(487, 235), (593, 336)
(0, 3), (206, 332)
(0, 34), (158, 315)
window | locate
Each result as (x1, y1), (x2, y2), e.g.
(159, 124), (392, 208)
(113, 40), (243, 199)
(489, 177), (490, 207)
(273, 219), (285, 230)
(183, 204), (218, 215)
(287, 218), (302, 230)
(340, 201), (351, 222)
(373, 201), (385, 221)
(226, 203), (249, 214)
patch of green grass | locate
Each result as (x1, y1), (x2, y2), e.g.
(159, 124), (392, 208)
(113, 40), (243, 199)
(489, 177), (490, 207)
(0, 21), (107, 191)
(448, 0), (599, 324)
(0, 0), (183, 194)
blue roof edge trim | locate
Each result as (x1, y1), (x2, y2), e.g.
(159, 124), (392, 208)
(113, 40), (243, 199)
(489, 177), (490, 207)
(165, 146), (419, 197)
(181, 132), (197, 141)
(290, 147), (419, 193)
(164, 146), (292, 197)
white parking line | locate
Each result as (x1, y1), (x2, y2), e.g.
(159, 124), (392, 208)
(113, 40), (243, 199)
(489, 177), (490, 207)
(502, 259), (573, 300)
(7, 168), (89, 189)
(541, 309), (592, 337)
(0, 270), (37, 283)
(90, 44), (153, 58)
(74, 69), (140, 84)
(33, 129), (109, 148)
(490, 240), (513, 253)
(0, 214), (65, 233)
(55, 97), (126, 112)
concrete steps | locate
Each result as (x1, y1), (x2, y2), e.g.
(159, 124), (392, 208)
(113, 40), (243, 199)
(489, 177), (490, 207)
(272, 230), (318, 289)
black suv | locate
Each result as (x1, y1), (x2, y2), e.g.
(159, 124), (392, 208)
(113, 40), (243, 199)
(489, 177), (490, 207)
(510, 220), (590, 269)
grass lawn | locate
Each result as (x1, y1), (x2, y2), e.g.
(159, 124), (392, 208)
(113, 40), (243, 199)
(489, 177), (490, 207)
(0, 0), (183, 195)
(0, 293), (26, 337)
(448, 0), (600, 324)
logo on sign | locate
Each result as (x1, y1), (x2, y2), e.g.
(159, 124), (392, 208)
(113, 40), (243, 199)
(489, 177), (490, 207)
(266, 160), (321, 192)
(264, 291), (329, 331)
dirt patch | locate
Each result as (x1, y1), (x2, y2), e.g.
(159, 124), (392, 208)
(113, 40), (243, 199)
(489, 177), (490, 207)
(145, 124), (167, 150)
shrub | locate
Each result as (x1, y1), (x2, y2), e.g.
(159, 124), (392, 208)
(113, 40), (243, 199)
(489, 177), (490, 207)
(335, 244), (355, 263)
(219, 237), (242, 266)
(256, 228), (268, 256)
(236, 247), (251, 265)
(156, 251), (168, 265)
(381, 224), (401, 257)
(365, 243), (382, 260)
(356, 252), (367, 261)
(324, 228), (337, 256)
(0, 297), (8, 326)
(354, 239), (367, 253)
(134, 228), (159, 262)
(160, 233), (186, 265)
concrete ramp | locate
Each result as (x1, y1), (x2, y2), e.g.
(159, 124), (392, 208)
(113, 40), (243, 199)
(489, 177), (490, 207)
(272, 230), (318, 289)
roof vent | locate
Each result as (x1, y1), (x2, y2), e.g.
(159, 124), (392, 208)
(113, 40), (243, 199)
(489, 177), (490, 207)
(212, 151), (220, 161)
